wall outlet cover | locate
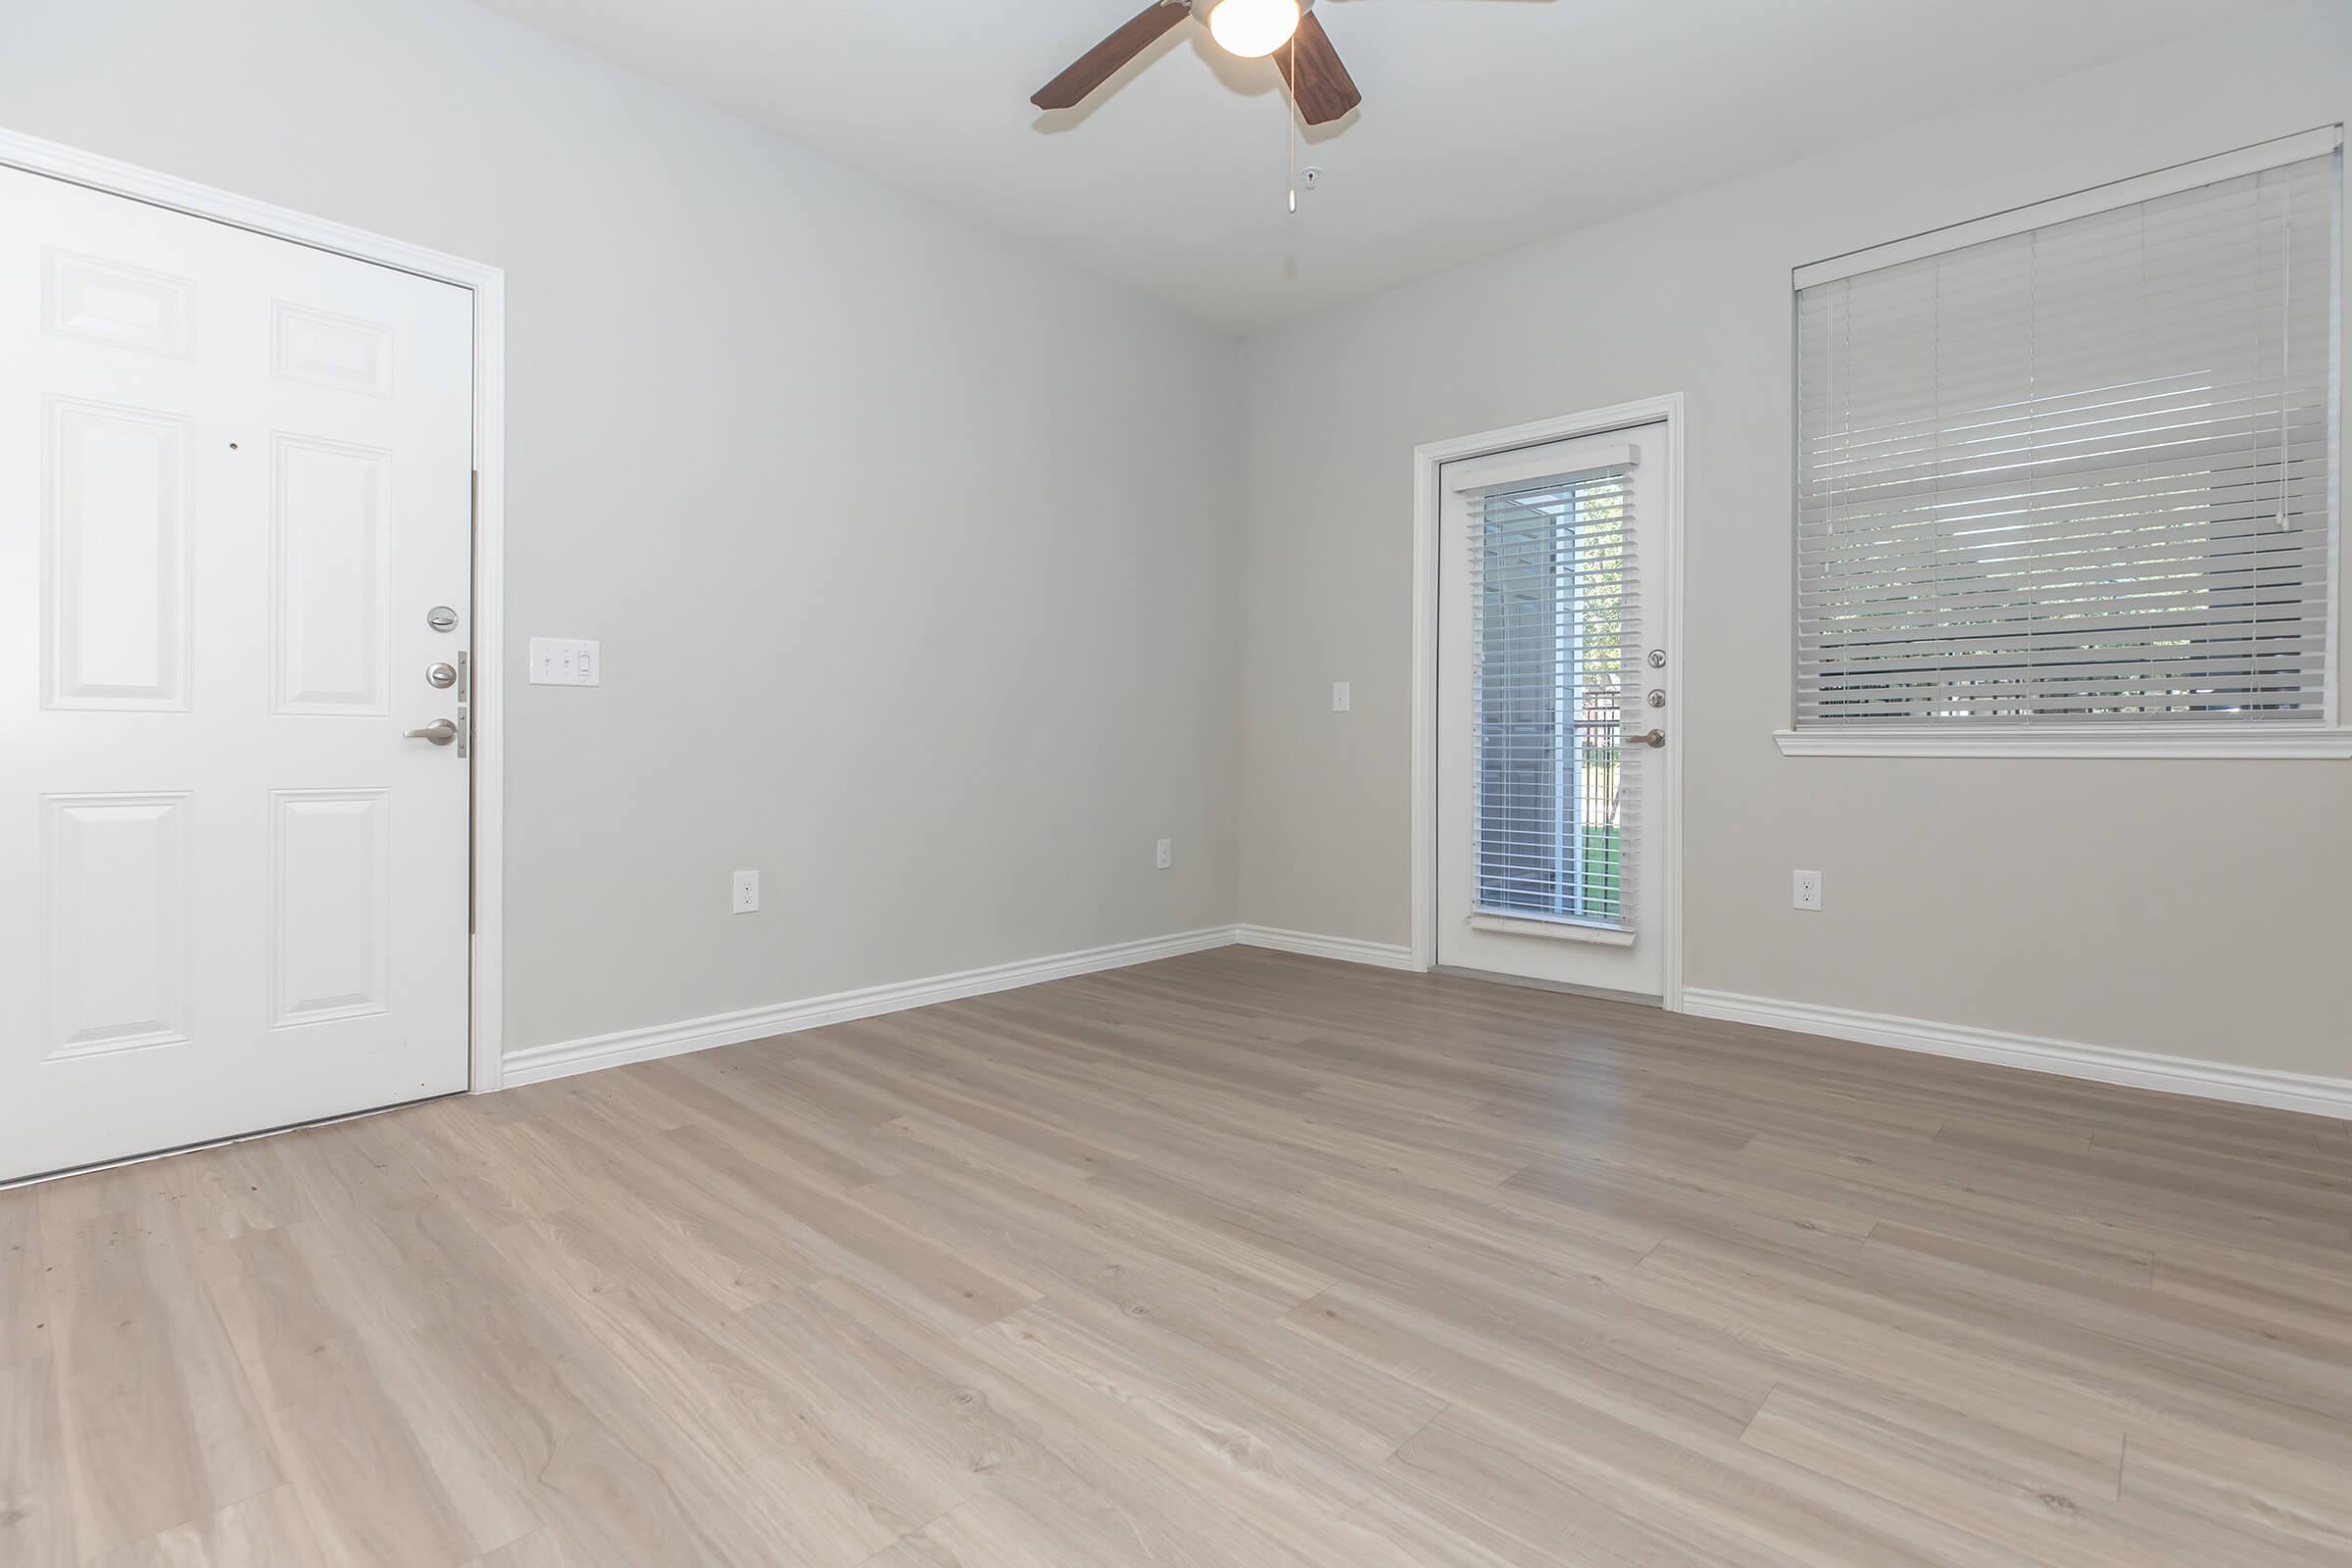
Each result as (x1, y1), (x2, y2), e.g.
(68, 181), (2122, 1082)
(1332, 680), (1351, 712)
(529, 637), (602, 686)
(732, 868), (760, 913)
(1154, 838), (1173, 870)
(1792, 869), (1823, 911)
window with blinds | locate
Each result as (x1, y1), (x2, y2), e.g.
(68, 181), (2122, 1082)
(1795, 138), (2341, 729)
(1469, 461), (1639, 928)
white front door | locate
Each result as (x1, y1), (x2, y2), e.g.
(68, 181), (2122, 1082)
(0, 166), (475, 1182)
(1436, 424), (1671, 997)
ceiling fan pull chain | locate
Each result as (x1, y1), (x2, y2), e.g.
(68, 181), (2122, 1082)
(1286, 29), (1298, 214)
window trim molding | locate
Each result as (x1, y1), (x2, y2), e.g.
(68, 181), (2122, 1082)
(1774, 727), (2352, 760)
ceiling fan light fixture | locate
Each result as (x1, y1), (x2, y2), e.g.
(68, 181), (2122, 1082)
(1205, 0), (1300, 59)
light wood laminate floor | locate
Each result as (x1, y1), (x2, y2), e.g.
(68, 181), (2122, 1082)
(6, 947), (2350, 1566)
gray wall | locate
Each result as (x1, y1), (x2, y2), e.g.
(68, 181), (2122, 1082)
(0, 0), (1243, 1054)
(1236, 1), (2352, 1077)
(10, 0), (2344, 1085)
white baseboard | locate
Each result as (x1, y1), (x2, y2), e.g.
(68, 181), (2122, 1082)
(503, 925), (1238, 1087)
(506, 926), (2343, 1124)
(504, 922), (1426, 1088)
(1682, 988), (2352, 1121)
(1232, 924), (1421, 971)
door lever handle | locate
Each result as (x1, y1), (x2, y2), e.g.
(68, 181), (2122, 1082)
(405, 718), (459, 747)
(1627, 728), (1667, 749)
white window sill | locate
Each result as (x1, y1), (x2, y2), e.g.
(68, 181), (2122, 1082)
(1774, 727), (2352, 760)
(1467, 912), (1637, 946)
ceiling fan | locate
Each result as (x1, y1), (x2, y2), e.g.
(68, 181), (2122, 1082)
(1033, 0), (1363, 125)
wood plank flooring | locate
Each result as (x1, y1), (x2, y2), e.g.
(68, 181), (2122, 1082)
(6, 946), (2349, 1565)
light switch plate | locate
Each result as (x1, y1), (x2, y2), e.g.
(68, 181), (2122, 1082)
(529, 637), (601, 686)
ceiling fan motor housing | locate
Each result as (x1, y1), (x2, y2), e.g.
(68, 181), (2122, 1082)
(1032, 0), (1358, 123)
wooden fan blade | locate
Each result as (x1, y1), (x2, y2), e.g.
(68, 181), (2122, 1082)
(1273, 12), (1361, 125)
(1032, 2), (1192, 111)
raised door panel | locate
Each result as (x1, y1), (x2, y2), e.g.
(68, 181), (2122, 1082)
(271, 433), (390, 714)
(271, 301), (393, 398)
(44, 398), (190, 710)
(270, 789), (390, 1027)
(43, 792), (190, 1059)
(42, 247), (194, 358)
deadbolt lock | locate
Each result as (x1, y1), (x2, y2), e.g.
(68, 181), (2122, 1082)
(426, 662), (459, 689)
(1646, 689), (1667, 709)
(1645, 649), (1667, 669)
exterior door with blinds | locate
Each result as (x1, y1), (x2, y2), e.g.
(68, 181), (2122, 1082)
(1436, 426), (1669, 996)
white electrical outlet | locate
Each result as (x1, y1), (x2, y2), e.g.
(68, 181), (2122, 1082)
(529, 637), (602, 686)
(1332, 681), (1351, 712)
(1154, 838), (1172, 870)
(732, 869), (760, 913)
(1792, 869), (1823, 911)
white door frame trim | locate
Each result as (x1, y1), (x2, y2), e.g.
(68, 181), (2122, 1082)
(0, 126), (510, 1093)
(1409, 393), (1688, 1011)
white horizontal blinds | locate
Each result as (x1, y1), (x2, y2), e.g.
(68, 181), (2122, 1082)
(1796, 149), (2339, 726)
(1468, 463), (1638, 929)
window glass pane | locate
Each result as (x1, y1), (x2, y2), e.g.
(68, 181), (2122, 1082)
(1474, 472), (1630, 924)
(1794, 151), (2338, 726)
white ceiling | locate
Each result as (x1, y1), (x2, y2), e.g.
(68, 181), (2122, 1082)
(475, 0), (2283, 330)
